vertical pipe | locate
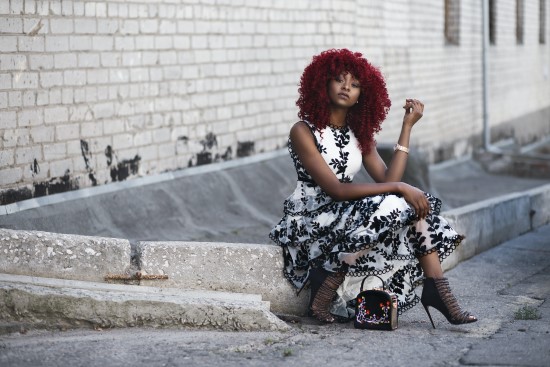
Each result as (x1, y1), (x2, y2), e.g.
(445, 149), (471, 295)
(482, 0), (490, 150)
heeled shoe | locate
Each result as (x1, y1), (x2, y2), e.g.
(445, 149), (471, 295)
(308, 268), (345, 323)
(421, 277), (478, 329)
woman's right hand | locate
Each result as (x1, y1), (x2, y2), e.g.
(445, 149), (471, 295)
(403, 99), (424, 128)
(397, 182), (430, 219)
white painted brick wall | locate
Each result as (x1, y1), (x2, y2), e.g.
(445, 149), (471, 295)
(0, 0), (549, 204)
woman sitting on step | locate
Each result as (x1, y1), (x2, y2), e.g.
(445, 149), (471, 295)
(269, 49), (477, 327)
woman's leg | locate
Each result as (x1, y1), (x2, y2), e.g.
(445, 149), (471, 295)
(413, 223), (477, 327)
(417, 251), (443, 278)
(309, 268), (345, 323)
(412, 217), (444, 278)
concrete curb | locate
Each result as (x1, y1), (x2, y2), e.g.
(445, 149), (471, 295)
(441, 192), (531, 271)
(442, 182), (550, 271)
(0, 229), (131, 282)
(0, 273), (289, 332)
(528, 183), (550, 228)
(137, 241), (309, 315)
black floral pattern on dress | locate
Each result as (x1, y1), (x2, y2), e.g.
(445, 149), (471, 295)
(269, 121), (463, 315)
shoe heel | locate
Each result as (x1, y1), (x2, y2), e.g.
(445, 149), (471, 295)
(422, 277), (477, 327)
(422, 303), (436, 329)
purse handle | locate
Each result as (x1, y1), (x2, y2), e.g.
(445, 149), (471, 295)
(360, 275), (386, 292)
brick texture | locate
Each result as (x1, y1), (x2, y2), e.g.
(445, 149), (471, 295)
(0, 0), (549, 203)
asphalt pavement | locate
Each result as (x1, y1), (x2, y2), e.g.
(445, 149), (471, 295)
(1, 223), (549, 367)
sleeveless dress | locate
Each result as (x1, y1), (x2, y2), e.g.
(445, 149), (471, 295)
(269, 122), (463, 317)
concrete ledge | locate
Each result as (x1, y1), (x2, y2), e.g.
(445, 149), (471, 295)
(0, 273), (288, 332)
(0, 229), (131, 282)
(529, 183), (550, 229)
(441, 190), (541, 271)
(137, 241), (309, 316)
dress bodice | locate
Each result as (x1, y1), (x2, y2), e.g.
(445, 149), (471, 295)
(284, 121), (363, 215)
(289, 121), (363, 186)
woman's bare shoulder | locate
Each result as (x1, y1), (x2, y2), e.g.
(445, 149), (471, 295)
(290, 121), (311, 137)
(289, 121), (316, 149)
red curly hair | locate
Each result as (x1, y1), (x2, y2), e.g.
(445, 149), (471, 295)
(296, 49), (391, 153)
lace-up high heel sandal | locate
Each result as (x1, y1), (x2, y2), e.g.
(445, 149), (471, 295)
(308, 268), (345, 323)
(421, 277), (478, 329)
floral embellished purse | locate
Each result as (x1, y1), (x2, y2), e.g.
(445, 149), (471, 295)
(354, 275), (398, 330)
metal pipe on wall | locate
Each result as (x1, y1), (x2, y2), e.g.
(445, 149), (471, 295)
(482, 0), (489, 149)
(482, 0), (501, 153)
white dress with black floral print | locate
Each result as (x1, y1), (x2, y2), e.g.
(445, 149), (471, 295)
(269, 121), (463, 317)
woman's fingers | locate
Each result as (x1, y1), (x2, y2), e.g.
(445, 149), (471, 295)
(417, 201), (425, 219)
(403, 184), (430, 219)
(403, 99), (424, 120)
(421, 196), (430, 218)
(412, 100), (423, 114)
(415, 194), (430, 219)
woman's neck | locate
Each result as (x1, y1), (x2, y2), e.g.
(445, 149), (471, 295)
(329, 107), (348, 127)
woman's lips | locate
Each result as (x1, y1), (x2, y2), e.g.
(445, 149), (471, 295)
(338, 93), (349, 99)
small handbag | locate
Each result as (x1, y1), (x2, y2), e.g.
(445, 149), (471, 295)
(354, 275), (398, 330)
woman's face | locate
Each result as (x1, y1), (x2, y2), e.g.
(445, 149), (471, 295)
(327, 72), (361, 108)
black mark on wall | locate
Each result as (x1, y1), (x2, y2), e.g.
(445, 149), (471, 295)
(1, 143), (144, 205)
(188, 133), (219, 167)
(0, 187), (32, 206)
(219, 146), (232, 161)
(2, 133), (244, 205)
(105, 145), (114, 166)
(196, 152), (212, 166)
(105, 145), (141, 182)
(187, 133), (234, 167)
(30, 159), (40, 176)
(80, 140), (92, 169)
(1, 170), (80, 206)
(33, 170), (80, 198)
(80, 139), (97, 186)
(110, 155), (141, 182)
(201, 133), (217, 151)
(88, 173), (97, 186)
(237, 141), (255, 158)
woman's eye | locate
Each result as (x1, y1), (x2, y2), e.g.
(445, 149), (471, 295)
(352, 84), (360, 88)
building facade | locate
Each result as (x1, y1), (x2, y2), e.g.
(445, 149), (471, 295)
(0, 0), (549, 204)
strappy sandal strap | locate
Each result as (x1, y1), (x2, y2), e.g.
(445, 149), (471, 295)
(310, 272), (345, 323)
(433, 278), (476, 323)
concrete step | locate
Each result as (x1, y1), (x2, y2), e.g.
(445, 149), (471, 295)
(137, 241), (309, 316)
(0, 228), (131, 282)
(0, 273), (289, 333)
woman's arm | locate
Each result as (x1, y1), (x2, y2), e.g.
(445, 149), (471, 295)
(290, 121), (430, 218)
(363, 99), (424, 183)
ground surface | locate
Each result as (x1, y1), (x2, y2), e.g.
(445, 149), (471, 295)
(1, 225), (549, 367)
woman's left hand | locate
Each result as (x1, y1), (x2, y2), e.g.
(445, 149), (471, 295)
(403, 99), (424, 127)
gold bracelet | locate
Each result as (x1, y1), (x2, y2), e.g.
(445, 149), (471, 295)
(393, 143), (409, 154)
